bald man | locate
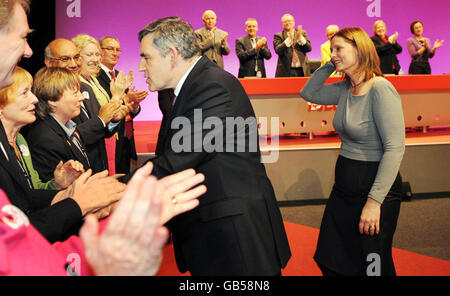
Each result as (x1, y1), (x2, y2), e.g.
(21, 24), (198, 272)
(44, 38), (81, 73)
(195, 10), (230, 69)
(320, 25), (339, 67)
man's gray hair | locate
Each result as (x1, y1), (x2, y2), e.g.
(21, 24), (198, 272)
(0, 0), (30, 31)
(245, 18), (258, 26)
(99, 36), (120, 47)
(138, 17), (200, 59)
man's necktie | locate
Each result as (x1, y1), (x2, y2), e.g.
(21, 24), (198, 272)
(109, 70), (116, 81)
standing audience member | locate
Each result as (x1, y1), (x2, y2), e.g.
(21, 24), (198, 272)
(235, 18), (272, 78)
(273, 14), (312, 77)
(371, 20), (402, 75)
(44, 38), (82, 74)
(26, 68), (94, 181)
(0, 67), (124, 242)
(320, 24), (340, 77)
(407, 20), (444, 74)
(138, 17), (291, 276)
(1, 67), (84, 191)
(0, 0), (207, 276)
(301, 27), (405, 276)
(320, 25), (339, 67)
(195, 10), (231, 69)
(43, 38), (127, 176)
(97, 36), (148, 174)
(72, 34), (131, 174)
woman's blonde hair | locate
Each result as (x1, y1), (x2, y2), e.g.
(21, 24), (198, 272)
(331, 27), (383, 85)
(373, 20), (386, 35)
(0, 66), (33, 108)
(72, 34), (102, 76)
(32, 67), (80, 118)
(71, 33), (101, 53)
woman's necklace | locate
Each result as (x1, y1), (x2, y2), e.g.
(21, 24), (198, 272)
(351, 79), (365, 89)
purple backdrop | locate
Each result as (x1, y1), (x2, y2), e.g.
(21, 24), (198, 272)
(57, 0), (450, 121)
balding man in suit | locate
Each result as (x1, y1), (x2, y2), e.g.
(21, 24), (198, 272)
(273, 14), (312, 77)
(195, 10), (230, 69)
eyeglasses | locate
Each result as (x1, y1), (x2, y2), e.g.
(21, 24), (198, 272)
(102, 47), (122, 53)
(49, 55), (81, 63)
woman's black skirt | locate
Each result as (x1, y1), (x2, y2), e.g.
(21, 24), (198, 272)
(408, 61), (431, 74)
(314, 155), (402, 276)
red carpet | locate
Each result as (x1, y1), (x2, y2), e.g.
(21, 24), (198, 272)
(156, 221), (450, 276)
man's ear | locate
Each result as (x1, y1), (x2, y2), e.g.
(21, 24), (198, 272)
(44, 58), (52, 68)
(168, 47), (178, 67)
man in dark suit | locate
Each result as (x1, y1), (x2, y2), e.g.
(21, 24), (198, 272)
(273, 14), (312, 77)
(138, 17), (291, 276)
(97, 36), (145, 174)
(235, 18), (272, 78)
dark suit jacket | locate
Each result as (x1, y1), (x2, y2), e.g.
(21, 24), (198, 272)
(151, 56), (291, 275)
(72, 81), (117, 174)
(97, 68), (139, 174)
(235, 35), (272, 78)
(25, 116), (91, 183)
(273, 30), (312, 77)
(0, 121), (82, 243)
(371, 35), (402, 75)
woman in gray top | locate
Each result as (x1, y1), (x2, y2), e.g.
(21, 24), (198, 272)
(300, 27), (405, 276)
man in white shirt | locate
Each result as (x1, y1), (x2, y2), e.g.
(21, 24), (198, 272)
(138, 17), (291, 276)
(235, 18), (272, 78)
(97, 36), (147, 174)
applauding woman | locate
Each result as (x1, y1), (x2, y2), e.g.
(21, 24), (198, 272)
(0, 67), (125, 242)
(407, 20), (444, 74)
(300, 27), (405, 276)
(371, 20), (402, 75)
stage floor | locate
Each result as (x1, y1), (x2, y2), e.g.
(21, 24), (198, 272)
(133, 121), (450, 154)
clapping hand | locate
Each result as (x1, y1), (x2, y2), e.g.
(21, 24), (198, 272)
(221, 32), (228, 45)
(79, 162), (206, 275)
(110, 70), (133, 101)
(53, 160), (85, 189)
(388, 32), (399, 44)
(433, 39), (444, 50)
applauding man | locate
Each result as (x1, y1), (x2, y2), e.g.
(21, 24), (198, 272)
(274, 14), (312, 77)
(235, 18), (272, 78)
(195, 10), (230, 69)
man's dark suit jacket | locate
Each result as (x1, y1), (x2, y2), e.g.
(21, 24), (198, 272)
(151, 56), (291, 275)
(371, 35), (402, 75)
(25, 116), (91, 182)
(97, 68), (138, 174)
(273, 29), (312, 77)
(0, 121), (82, 243)
(235, 35), (272, 78)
